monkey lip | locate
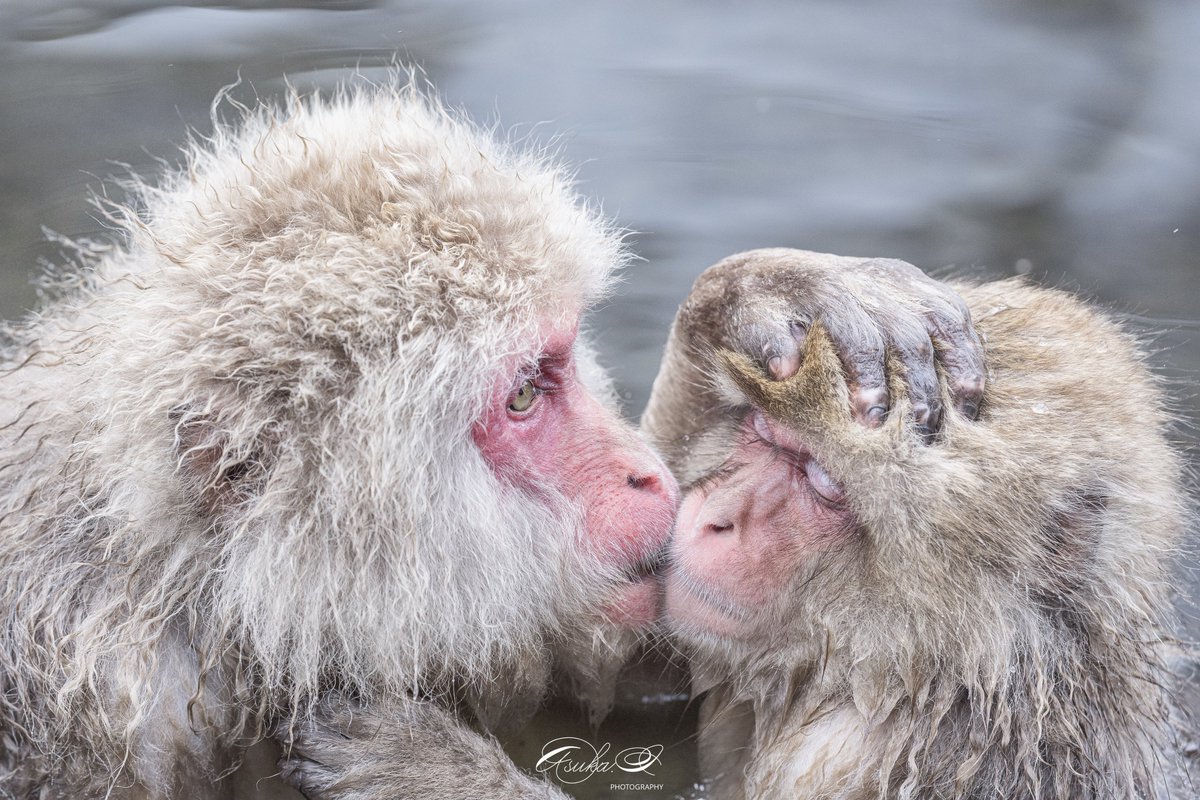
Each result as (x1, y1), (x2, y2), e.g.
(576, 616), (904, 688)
(600, 547), (669, 627)
(663, 568), (749, 638)
(621, 548), (667, 583)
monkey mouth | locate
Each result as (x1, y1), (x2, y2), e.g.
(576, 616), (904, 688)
(622, 549), (668, 583)
(662, 567), (752, 640)
(668, 569), (750, 622)
(604, 551), (668, 627)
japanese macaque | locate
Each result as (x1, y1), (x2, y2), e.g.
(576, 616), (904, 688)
(0, 82), (678, 799)
(0, 85), (987, 799)
(646, 249), (1197, 799)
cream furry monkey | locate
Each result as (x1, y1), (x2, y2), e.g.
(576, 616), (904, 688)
(0, 86), (984, 798)
(648, 249), (1196, 799)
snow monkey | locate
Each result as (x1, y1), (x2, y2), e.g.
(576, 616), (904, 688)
(648, 249), (1197, 799)
(0, 81), (983, 799)
(270, 254), (988, 799)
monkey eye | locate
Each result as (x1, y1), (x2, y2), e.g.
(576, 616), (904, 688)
(508, 378), (540, 414)
(805, 458), (847, 507)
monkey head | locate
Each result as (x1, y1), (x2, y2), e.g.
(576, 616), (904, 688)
(658, 324), (881, 673)
(651, 271), (1185, 731)
(44, 85), (680, 716)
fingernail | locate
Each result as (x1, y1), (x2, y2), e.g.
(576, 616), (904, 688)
(865, 405), (887, 426)
(912, 402), (931, 426)
(960, 400), (979, 420)
(767, 351), (801, 380)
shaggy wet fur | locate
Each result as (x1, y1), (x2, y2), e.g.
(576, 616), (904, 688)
(0, 82), (634, 798)
(645, 251), (1197, 799)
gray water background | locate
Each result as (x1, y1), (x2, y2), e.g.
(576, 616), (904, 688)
(1, 2), (1198, 797)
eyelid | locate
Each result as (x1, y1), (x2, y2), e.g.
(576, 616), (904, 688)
(506, 379), (541, 416)
(532, 358), (567, 390)
(509, 351), (570, 402)
(511, 364), (541, 391)
(769, 443), (806, 470)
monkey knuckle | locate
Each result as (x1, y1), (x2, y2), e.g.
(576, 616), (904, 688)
(953, 374), (987, 399)
(909, 381), (939, 409)
(840, 322), (887, 358)
(847, 351), (886, 384)
(279, 758), (333, 793)
(887, 259), (926, 282)
(950, 294), (974, 322)
(921, 306), (964, 340)
(887, 323), (933, 362)
(787, 317), (811, 339)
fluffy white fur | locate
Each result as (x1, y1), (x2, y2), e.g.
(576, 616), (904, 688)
(0, 80), (630, 796)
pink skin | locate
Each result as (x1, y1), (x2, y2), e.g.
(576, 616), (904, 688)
(472, 318), (679, 627)
(665, 412), (854, 639)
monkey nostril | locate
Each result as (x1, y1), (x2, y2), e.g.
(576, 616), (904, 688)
(627, 473), (658, 491)
(626, 470), (681, 509)
(703, 520), (735, 536)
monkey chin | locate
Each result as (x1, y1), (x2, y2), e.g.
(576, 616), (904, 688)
(602, 571), (664, 628)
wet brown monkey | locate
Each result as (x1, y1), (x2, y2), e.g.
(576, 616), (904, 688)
(649, 249), (1196, 799)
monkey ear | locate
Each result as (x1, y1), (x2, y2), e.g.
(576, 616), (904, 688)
(169, 405), (268, 516)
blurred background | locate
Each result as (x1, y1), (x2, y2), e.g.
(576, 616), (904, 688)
(0, 1), (1197, 796)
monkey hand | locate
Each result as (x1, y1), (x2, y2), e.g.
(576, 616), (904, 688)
(677, 248), (985, 437)
(276, 695), (569, 800)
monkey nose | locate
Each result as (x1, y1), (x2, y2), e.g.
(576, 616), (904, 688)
(627, 473), (659, 491)
(626, 464), (681, 508)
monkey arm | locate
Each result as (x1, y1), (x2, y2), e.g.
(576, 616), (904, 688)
(930, 276), (1189, 590)
(277, 696), (569, 800)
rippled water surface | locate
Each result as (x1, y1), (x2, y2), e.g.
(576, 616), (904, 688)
(1, 2), (1197, 797)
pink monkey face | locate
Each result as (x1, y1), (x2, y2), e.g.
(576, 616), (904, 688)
(664, 411), (856, 639)
(472, 319), (679, 628)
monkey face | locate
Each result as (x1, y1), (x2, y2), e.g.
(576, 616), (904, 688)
(665, 410), (855, 640)
(473, 315), (680, 628)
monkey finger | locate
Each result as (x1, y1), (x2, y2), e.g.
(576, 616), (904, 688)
(920, 301), (986, 421)
(873, 305), (946, 438)
(274, 714), (352, 762)
(730, 317), (810, 381)
(862, 259), (985, 423)
(821, 319), (889, 427)
(765, 320), (810, 380)
(895, 338), (942, 441)
(278, 753), (338, 796)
